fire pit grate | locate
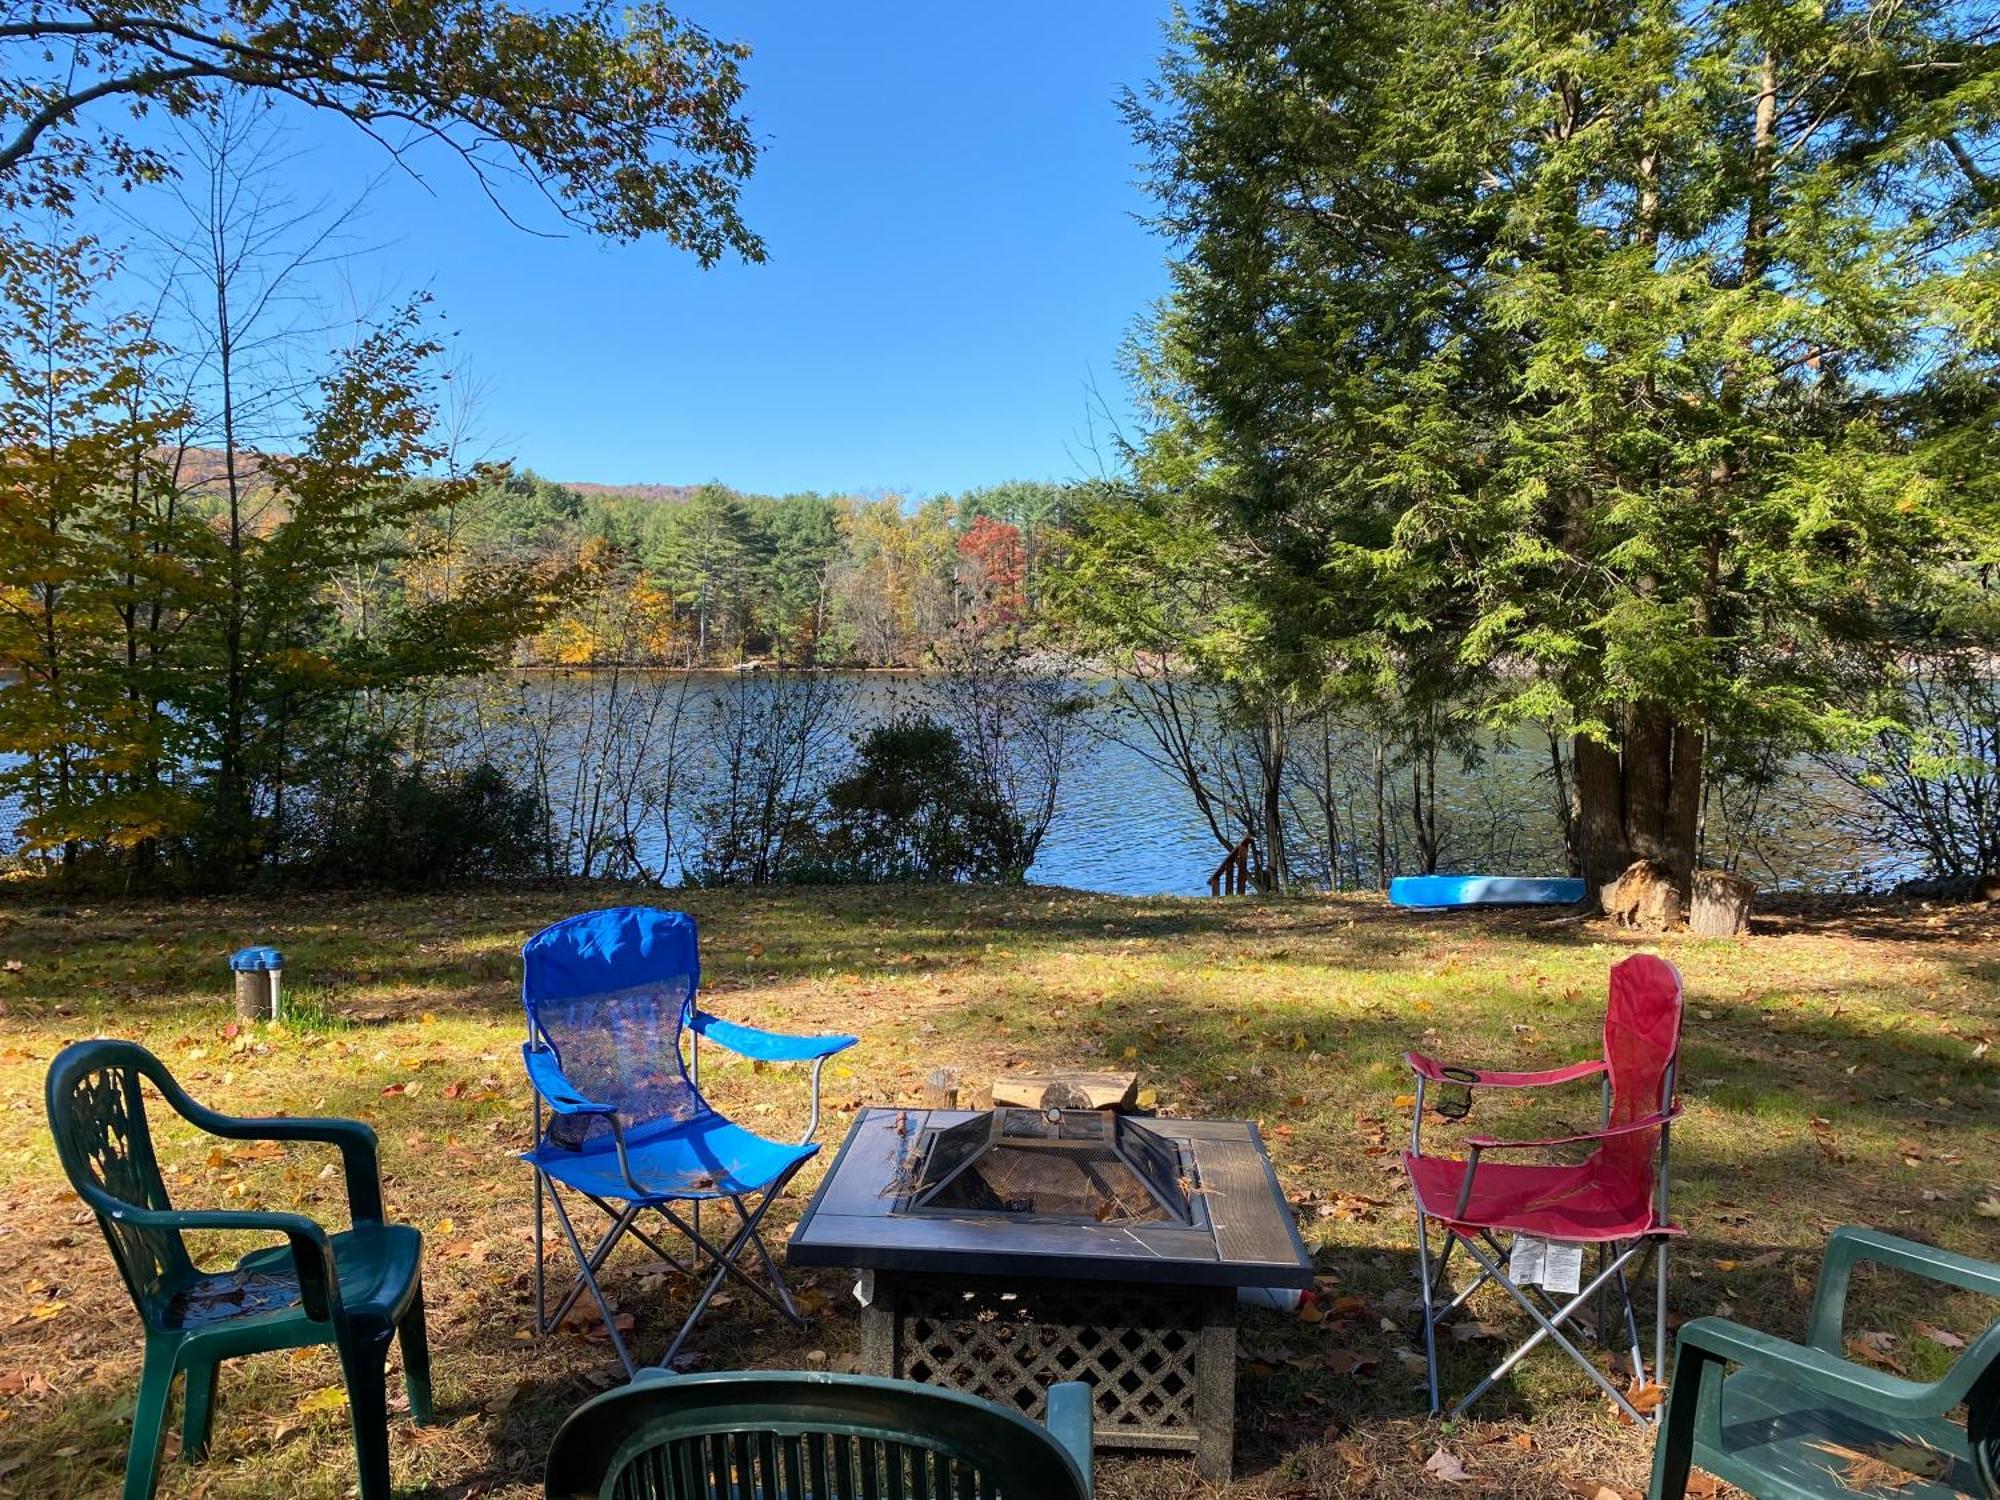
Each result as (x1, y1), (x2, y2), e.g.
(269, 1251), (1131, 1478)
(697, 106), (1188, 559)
(899, 1107), (1195, 1226)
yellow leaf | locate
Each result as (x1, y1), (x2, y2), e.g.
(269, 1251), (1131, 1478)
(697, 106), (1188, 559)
(30, 1300), (66, 1321)
(432, 1218), (456, 1237)
(1135, 1087), (1159, 1110)
(1393, 1093), (1416, 1110)
(297, 1386), (348, 1418)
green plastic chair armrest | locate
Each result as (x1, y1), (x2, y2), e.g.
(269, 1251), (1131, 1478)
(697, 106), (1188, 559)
(1679, 1316), (1947, 1420)
(106, 1202), (341, 1321)
(1810, 1226), (2000, 1352)
(1045, 1380), (1095, 1497)
(165, 1083), (386, 1226)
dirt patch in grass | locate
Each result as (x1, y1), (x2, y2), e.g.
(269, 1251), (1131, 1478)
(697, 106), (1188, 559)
(0, 883), (1993, 1497)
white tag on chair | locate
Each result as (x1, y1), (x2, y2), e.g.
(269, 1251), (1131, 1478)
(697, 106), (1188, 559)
(1510, 1235), (1584, 1294)
(1510, 1234), (1547, 1284)
(1540, 1240), (1584, 1294)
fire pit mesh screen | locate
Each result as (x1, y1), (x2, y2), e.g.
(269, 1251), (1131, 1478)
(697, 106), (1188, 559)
(904, 1108), (1192, 1226)
(897, 1280), (1201, 1444)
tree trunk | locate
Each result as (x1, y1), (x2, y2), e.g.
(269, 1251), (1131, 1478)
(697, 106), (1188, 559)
(1547, 729), (1580, 876)
(1259, 703), (1288, 892)
(1372, 731), (1388, 890)
(1689, 869), (1755, 937)
(1573, 703), (1703, 907)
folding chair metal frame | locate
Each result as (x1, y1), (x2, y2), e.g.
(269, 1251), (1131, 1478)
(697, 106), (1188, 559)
(1403, 954), (1685, 1425)
(520, 908), (857, 1378)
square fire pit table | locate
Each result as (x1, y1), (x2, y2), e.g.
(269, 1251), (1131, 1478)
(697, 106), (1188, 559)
(787, 1106), (1314, 1481)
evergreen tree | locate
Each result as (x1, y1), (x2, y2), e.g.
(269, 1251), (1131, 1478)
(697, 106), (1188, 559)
(642, 483), (763, 660)
(760, 493), (841, 659)
(1126, 0), (2000, 900)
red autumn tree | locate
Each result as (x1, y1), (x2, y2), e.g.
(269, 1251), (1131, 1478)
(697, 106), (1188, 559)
(956, 516), (1027, 632)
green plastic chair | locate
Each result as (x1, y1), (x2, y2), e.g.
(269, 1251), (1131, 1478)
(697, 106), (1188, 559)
(1650, 1226), (2000, 1500)
(544, 1370), (1095, 1498)
(45, 1038), (434, 1500)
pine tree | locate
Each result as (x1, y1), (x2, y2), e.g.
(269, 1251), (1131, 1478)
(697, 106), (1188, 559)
(1126, 0), (2000, 900)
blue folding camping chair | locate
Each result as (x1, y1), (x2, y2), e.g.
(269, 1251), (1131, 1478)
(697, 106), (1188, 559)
(520, 907), (858, 1375)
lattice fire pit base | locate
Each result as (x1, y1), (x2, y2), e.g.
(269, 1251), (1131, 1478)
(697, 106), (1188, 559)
(859, 1272), (1237, 1475)
(789, 1107), (1314, 1482)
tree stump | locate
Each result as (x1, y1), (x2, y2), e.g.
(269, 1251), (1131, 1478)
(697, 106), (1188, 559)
(921, 1067), (960, 1110)
(1600, 859), (1683, 931)
(1689, 869), (1755, 937)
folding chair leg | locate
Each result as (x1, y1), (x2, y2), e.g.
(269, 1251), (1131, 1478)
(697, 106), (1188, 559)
(1452, 1236), (1651, 1424)
(544, 1198), (643, 1336)
(543, 1177), (640, 1378)
(533, 1168), (546, 1336)
(1414, 1213), (1443, 1415)
(1654, 1238), (1669, 1419)
(1612, 1253), (1646, 1385)
(657, 1167), (807, 1370)
(731, 1194), (801, 1322)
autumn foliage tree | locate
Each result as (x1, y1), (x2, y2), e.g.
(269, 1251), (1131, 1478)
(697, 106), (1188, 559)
(0, 236), (557, 880)
(0, 0), (763, 258)
(0, 235), (189, 862)
(956, 515), (1027, 631)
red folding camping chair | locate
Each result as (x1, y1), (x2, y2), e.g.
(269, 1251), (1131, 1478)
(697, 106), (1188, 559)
(1403, 952), (1685, 1423)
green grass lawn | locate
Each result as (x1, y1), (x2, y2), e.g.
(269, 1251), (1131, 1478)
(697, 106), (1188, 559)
(0, 883), (1994, 1498)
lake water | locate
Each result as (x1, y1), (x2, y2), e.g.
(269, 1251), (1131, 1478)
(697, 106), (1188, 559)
(429, 672), (1895, 896)
(0, 669), (1896, 894)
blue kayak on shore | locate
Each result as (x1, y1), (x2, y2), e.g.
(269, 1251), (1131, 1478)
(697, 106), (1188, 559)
(1388, 875), (1587, 909)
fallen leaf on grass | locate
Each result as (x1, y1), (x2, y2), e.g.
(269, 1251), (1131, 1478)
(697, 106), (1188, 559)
(1914, 1321), (1965, 1351)
(1974, 1196), (2000, 1219)
(297, 1386), (348, 1418)
(1844, 1330), (1906, 1374)
(1450, 1320), (1505, 1342)
(1627, 1379), (1666, 1415)
(1423, 1447), (1469, 1484)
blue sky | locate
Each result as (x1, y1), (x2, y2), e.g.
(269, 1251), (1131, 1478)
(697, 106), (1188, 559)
(221, 3), (1176, 497)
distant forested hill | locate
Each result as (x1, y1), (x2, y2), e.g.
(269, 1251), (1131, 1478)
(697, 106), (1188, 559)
(460, 467), (1087, 668)
(147, 450), (1085, 668)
